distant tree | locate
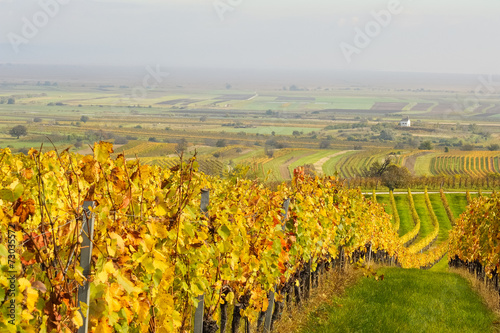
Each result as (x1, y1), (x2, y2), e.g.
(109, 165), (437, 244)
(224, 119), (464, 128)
(148, 137), (158, 142)
(419, 141), (433, 150)
(461, 144), (475, 151)
(114, 137), (129, 145)
(364, 157), (392, 177)
(9, 125), (27, 139)
(200, 116), (207, 122)
(265, 146), (274, 158)
(292, 130), (300, 137)
(216, 139), (227, 147)
(271, 131), (276, 136)
(487, 144), (500, 151)
(74, 141), (83, 149)
(444, 146), (449, 153)
(80, 115), (89, 123)
(319, 141), (331, 149)
(176, 138), (188, 153)
(468, 123), (480, 133)
(33, 117), (43, 123)
(381, 165), (412, 191)
(225, 83), (232, 90)
(7, 98), (15, 104)
(265, 110), (273, 116)
(379, 130), (394, 141)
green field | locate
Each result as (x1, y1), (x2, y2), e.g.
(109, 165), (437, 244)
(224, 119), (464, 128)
(302, 268), (497, 333)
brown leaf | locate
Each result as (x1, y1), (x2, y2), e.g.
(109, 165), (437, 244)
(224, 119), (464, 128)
(31, 281), (47, 293)
(13, 198), (36, 223)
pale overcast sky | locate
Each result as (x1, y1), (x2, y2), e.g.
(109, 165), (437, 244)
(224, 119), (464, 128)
(1, 0), (499, 74)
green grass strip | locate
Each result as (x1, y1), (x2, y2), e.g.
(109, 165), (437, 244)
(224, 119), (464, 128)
(430, 193), (453, 243)
(302, 268), (497, 333)
(400, 189), (420, 246)
(445, 193), (469, 219)
(407, 190), (439, 253)
(394, 194), (412, 237)
(440, 189), (456, 225)
(375, 195), (391, 215)
(389, 191), (399, 231)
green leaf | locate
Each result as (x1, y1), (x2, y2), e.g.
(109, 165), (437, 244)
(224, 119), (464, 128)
(0, 183), (24, 202)
(218, 225), (231, 240)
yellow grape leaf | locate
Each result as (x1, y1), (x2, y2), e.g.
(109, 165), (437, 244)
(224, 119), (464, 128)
(96, 270), (108, 283)
(226, 291), (234, 304)
(72, 311), (83, 328)
(116, 272), (139, 295)
(18, 278), (30, 292)
(104, 261), (116, 275)
(26, 287), (38, 312)
(95, 318), (113, 333)
(154, 202), (168, 216)
(94, 141), (114, 164)
(21, 310), (34, 321)
(79, 301), (89, 318)
(134, 300), (150, 322)
(109, 233), (125, 252)
(105, 287), (122, 312)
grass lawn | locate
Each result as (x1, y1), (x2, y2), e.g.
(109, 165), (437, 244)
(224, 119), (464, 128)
(394, 194), (413, 237)
(301, 268), (497, 333)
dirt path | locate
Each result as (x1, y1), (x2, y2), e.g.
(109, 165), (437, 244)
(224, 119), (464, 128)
(404, 151), (432, 174)
(279, 156), (303, 179)
(314, 150), (352, 174)
(279, 152), (316, 179)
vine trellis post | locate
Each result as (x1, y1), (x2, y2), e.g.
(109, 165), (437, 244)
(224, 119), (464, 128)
(194, 189), (210, 333)
(77, 201), (96, 333)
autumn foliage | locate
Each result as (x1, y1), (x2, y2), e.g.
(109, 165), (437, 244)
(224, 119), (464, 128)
(0, 143), (450, 332)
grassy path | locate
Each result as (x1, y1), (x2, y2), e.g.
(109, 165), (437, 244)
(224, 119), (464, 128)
(394, 194), (413, 237)
(412, 194), (433, 243)
(428, 193), (453, 243)
(302, 268), (497, 333)
(376, 195), (392, 216)
(445, 193), (469, 219)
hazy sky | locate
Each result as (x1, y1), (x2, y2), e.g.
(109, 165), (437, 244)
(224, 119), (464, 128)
(1, 0), (499, 74)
